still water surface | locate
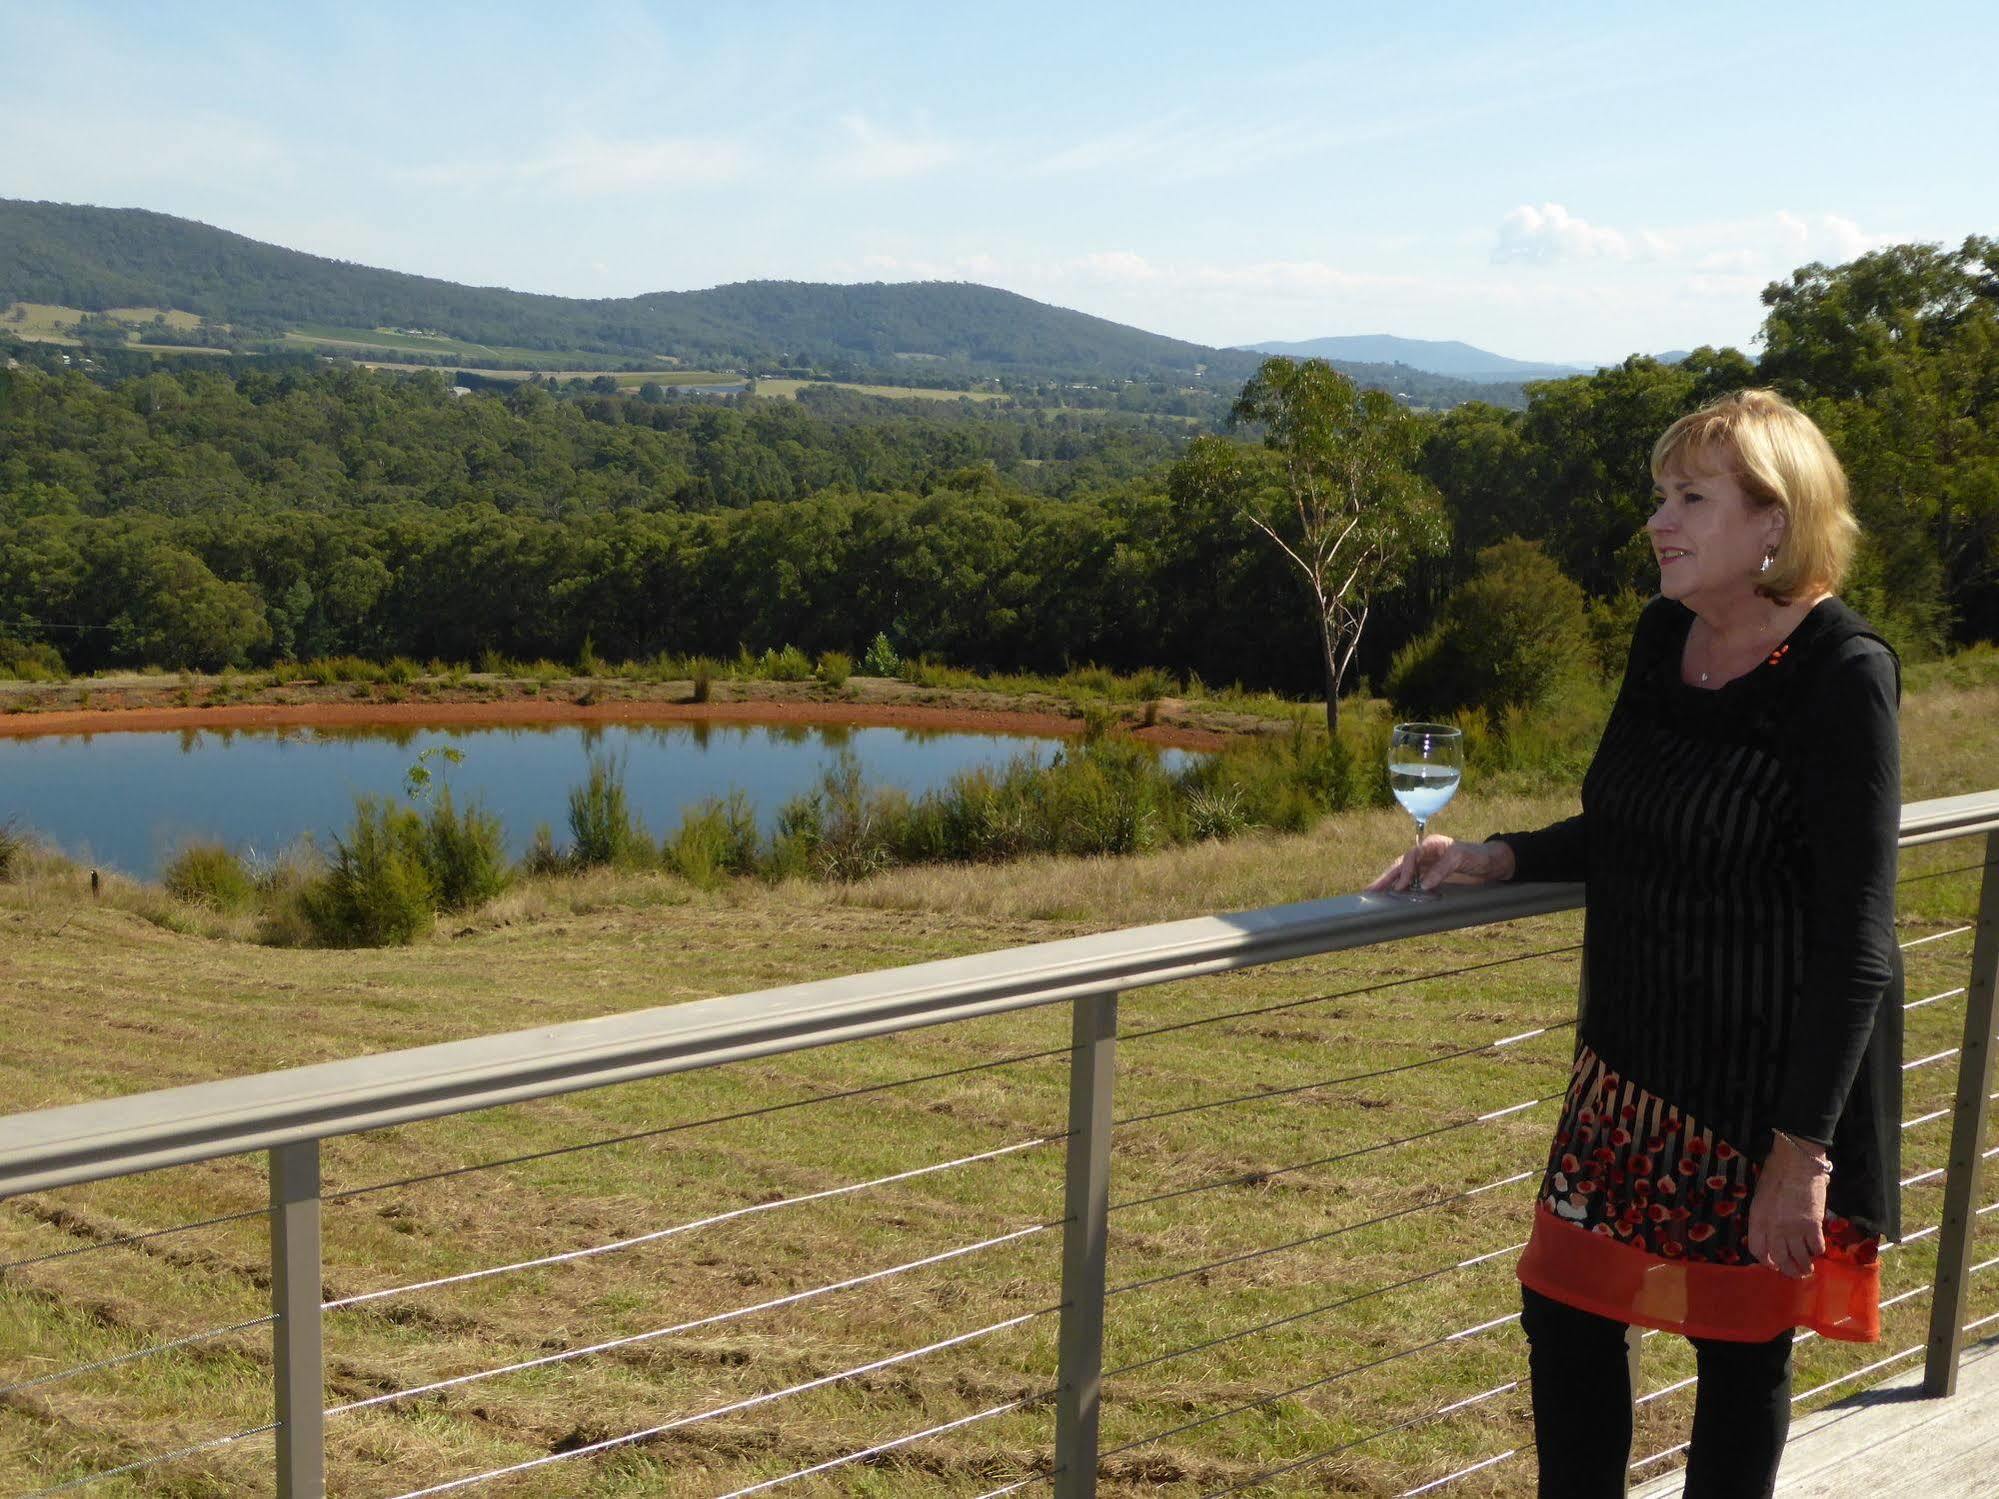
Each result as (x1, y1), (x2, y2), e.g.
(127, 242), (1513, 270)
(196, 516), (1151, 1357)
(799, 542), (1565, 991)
(1, 720), (1194, 881)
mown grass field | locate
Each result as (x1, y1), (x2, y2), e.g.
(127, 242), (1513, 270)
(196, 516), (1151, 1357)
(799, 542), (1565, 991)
(2, 684), (1996, 1497)
(2, 302), (88, 344)
(755, 379), (1007, 404)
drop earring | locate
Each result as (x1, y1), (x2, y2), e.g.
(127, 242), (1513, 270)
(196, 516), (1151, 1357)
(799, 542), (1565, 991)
(1759, 547), (1776, 574)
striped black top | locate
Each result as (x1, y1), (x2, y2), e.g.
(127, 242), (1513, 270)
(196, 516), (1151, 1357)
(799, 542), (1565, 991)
(1494, 594), (1905, 1238)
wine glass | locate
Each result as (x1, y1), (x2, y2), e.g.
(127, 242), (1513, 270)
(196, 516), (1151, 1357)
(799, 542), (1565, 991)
(1386, 722), (1463, 902)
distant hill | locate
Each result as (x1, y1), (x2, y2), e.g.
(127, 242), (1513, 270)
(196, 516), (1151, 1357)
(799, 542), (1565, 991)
(0, 198), (1269, 385)
(0, 199), (1550, 408)
(1244, 333), (1594, 383)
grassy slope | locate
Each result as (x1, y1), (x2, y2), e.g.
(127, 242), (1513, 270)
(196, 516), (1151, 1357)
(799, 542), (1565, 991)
(2, 686), (1996, 1497)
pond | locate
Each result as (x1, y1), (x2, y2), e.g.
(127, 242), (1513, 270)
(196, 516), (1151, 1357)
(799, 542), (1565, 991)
(0, 719), (1199, 882)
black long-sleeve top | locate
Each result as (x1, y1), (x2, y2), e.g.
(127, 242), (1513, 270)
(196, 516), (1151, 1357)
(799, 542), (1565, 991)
(1493, 595), (1905, 1238)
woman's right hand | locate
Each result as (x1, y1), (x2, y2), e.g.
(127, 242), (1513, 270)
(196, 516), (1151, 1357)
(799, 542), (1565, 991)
(1366, 836), (1515, 895)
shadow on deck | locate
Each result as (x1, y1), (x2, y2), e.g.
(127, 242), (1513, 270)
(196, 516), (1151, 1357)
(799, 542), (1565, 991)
(1634, 1335), (1999, 1498)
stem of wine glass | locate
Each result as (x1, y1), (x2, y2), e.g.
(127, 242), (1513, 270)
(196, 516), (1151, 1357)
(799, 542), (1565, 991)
(1410, 816), (1427, 886)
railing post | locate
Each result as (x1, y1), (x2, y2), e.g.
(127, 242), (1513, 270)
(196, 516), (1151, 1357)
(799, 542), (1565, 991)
(1925, 830), (1999, 1397)
(270, 1140), (325, 1497)
(1053, 993), (1117, 1499)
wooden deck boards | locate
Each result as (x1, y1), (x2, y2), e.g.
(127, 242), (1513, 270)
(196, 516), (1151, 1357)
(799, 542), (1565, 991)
(1631, 1335), (1999, 1497)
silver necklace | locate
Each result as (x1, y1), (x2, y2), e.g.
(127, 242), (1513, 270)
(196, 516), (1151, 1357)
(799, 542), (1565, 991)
(1693, 616), (1777, 684)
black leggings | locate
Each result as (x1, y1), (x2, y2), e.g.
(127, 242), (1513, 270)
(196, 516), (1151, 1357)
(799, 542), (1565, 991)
(1520, 1285), (1795, 1498)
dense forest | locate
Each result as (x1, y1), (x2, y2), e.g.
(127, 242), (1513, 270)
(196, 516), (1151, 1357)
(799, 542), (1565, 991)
(2, 236), (1993, 689)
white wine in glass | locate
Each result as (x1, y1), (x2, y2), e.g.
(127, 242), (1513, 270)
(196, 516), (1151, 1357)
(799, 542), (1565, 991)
(1387, 722), (1463, 901)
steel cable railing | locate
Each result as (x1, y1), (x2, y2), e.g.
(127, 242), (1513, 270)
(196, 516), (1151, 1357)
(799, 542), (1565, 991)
(326, 1224), (1059, 1415)
(707, 1389), (1058, 1499)
(1197, 1377), (1523, 1499)
(1101, 1240), (1527, 1384)
(1904, 1046), (1962, 1073)
(0, 1038), (1088, 1282)
(1894, 857), (1997, 885)
(379, 1309), (1055, 1499)
(0, 1315), (275, 1399)
(22, 1423), (278, 1498)
(5, 795), (1990, 1497)
(1270, 875), (1995, 1497)
(318, 1036), (1083, 1206)
(1095, 1308), (1523, 1466)
(1107, 1164), (1542, 1302)
(1111, 1018), (1573, 1132)
(323, 1136), (1057, 1312)
(1116, 942), (1585, 1044)
(1109, 1093), (1560, 1218)
(1901, 924), (1975, 949)
(1399, 1444), (1532, 1496)
(0, 1203), (269, 1273)
(1905, 985), (1969, 1012)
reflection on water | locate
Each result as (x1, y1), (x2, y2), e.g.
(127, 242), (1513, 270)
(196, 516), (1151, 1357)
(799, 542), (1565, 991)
(1, 719), (1194, 881)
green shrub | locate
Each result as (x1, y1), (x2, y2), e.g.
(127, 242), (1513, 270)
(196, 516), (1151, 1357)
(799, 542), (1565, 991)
(305, 655), (384, 684)
(1585, 588), (1650, 680)
(1387, 538), (1594, 719)
(691, 660), (713, 703)
(665, 791), (760, 890)
(163, 842), (256, 911)
(861, 632), (900, 677)
(297, 798), (436, 946)
(0, 641), (67, 682)
(567, 756), (650, 867)
(815, 650), (853, 688)
(0, 820), (24, 881)
(1042, 739), (1168, 855)
(1185, 785), (1251, 840)
(382, 657), (420, 685)
(577, 635), (606, 677)
(799, 752), (907, 881)
(423, 786), (510, 911)
(758, 645), (813, 682)
(522, 822), (568, 876)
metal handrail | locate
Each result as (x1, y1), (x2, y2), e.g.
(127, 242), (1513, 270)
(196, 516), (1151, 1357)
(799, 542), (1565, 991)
(6, 787), (1995, 1200)
(2, 785), (1995, 1498)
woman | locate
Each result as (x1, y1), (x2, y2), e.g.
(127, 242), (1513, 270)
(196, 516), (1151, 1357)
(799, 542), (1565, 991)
(1369, 389), (1903, 1498)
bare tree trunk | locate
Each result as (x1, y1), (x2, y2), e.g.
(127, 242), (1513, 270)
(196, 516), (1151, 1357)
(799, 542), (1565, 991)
(1318, 612), (1341, 738)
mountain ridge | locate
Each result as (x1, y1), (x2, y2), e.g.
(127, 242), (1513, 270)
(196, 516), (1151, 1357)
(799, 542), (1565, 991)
(1243, 333), (1596, 382)
(2, 198), (1545, 407)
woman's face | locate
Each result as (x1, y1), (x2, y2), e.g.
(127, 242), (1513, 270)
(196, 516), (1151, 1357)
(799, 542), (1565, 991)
(1645, 460), (1786, 612)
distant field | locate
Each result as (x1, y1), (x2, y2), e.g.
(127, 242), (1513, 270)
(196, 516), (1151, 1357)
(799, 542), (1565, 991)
(2, 302), (223, 353)
(102, 305), (202, 330)
(1, 302), (85, 343)
(354, 360), (744, 385)
(757, 377), (1006, 402)
(284, 324), (677, 369)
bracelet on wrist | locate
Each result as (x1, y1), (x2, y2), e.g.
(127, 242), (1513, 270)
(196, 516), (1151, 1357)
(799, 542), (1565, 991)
(1772, 1129), (1834, 1177)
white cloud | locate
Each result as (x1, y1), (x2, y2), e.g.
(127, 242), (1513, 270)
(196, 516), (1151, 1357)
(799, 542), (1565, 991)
(396, 134), (746, 197)
(1493, 206), (1899, 282)
(825, 114), (955, 181)
(1493, 203), (1633, 263)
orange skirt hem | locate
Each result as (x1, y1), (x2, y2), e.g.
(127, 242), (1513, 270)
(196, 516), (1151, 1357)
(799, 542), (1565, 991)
(1517, 1204), (1880, 1343)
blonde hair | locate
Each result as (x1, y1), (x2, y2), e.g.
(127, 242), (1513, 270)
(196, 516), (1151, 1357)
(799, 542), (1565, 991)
(1650, 388), (1858, 602)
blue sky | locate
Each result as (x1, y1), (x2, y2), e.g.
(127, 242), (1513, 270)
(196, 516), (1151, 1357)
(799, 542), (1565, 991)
(3, 0), (1993, 363)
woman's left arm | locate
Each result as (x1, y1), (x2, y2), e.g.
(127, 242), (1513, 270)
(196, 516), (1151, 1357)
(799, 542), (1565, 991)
(1769, 641), (1903, 1146)
(1750, 641), (1901, 1276)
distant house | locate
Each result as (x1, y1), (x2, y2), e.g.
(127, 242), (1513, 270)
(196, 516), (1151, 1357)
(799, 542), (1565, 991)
(450, 386), (472, 398)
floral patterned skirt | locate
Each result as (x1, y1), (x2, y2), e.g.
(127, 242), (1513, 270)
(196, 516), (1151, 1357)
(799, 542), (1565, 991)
(1515, 1043), (1881, 1343)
